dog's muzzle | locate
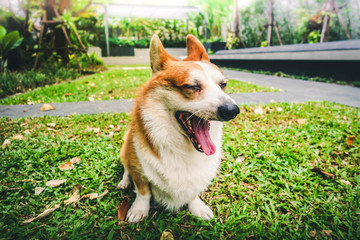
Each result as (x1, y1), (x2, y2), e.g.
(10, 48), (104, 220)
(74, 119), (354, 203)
(217, 103), (240, 121)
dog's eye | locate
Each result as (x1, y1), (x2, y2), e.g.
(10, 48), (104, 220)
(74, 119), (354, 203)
(220, 82), (227, 89)
(184, 84), (201, 91)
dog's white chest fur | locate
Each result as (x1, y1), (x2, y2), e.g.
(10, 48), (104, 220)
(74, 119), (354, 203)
(133, 107), (223, 210)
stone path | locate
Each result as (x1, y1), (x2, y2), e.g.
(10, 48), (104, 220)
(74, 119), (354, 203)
(0, 69), (359, 119)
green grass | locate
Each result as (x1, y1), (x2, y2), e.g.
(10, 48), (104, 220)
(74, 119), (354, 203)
(1, 101), (359, 239)
(0, 69), (151, 105)
(0, 68), (276, 105)
(226, 80), (278, 94)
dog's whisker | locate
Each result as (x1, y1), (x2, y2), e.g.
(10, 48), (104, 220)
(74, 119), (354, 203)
(186, 110), (202, 122)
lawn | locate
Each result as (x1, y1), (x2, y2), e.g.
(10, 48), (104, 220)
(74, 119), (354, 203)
(1, 101), (359, 239)
(0, 67), (277, 105)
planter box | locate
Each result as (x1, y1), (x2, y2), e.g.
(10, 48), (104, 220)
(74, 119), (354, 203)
(204, 42), (226, 53)
(101, 47), (135, 57)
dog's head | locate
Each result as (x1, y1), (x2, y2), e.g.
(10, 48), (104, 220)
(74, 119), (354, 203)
(146, 34), (239, 155)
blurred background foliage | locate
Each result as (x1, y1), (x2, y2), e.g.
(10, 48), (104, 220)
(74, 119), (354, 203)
(1, 0), (359, 56)
(0, 0), (359, 97)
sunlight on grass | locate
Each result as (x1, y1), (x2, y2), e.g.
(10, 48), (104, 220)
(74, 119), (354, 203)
(1, 101), (359, 239)
(0, 68), (277, 105)
(226, 79), (279, 94)
(0, 69), (151, 105)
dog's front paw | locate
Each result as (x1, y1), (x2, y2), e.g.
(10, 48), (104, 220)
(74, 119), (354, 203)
(126, 193), (151, 223)
(117, 178), (130, 189)
(188, 197), (214, 220)
(127, 205), (149, 223)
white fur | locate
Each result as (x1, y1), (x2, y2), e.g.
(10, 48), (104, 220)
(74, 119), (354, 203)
(117, 168), (130, 189)
(127, 189), (151, 223)
(133, 108), (222, 209)
(188, 196), (214, 220)
(121, 61), (235, 221)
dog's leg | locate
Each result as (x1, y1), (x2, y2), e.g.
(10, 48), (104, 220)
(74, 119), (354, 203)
(127, 175), (151, 223)
(117, 168), (130, 189)
(188, 196), (214, 220)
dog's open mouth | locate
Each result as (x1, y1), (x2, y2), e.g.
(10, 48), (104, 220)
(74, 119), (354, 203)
(175, 111), (216, 156)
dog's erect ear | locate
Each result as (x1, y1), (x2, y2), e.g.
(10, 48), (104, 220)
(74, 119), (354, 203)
(183, 34), (210, 62)
(150, 35), (177, 74)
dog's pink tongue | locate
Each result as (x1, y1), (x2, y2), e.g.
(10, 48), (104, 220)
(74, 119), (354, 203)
(193, 119), (216, 156)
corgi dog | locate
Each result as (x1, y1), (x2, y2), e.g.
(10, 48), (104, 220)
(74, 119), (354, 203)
(117, 34), (239, 223)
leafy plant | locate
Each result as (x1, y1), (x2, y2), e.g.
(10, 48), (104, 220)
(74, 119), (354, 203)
(308, 30), (321, 43)
(226, 33), (240, 50)
(0, 64), (81, 99)
(0, 26), (23, 71)
(69, 52), (105, 70)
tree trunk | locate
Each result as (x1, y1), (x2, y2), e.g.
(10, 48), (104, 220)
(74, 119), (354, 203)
(44, 0), (70, 63)
(267, 0), (274, 46)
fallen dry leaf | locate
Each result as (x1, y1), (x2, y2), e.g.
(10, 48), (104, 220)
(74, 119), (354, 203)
(70, 157), (81, 164)
(311, 167), (335, 179)
(40, 103), (55, 111)
(321, 230), (332, 237)
(69, 136), (80, 141)
(84, 193), (100, 200)
(64, 185), (81, 205)
(340, 179), (351, 185)
(87, 127), (100, 133)
(12, 134), (25, 140)
(309, 230), (316, 237)
(114, 125), (121, 132)
(23, 129), (31, 135)
(47, 123), (56, 127)
(17, 179), (37, 183)
(236, 156), (245, 164)
(82, 189), (109, 200)
(35, 187), (45, 195)
(254, 106), (264, 115)
(2, 139), (11, 147)
(23, 204), (60, 223)
(160, 231), (174, 240)
(46, 179), (67, 187)
(117, 197), (130, 221)
(296, 119), (307, 125)
(58, 162), (74, 171)
(346, 136), (356, 146)
(46, 127), (58, 133)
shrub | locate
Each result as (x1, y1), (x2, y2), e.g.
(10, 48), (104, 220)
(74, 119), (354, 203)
(0, 65), (81, 99)
(69, 52), (105, 70)
(0, 25), (23, 71)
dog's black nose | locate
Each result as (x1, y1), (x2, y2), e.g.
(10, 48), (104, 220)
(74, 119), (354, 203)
(217, 103), (240, 121)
